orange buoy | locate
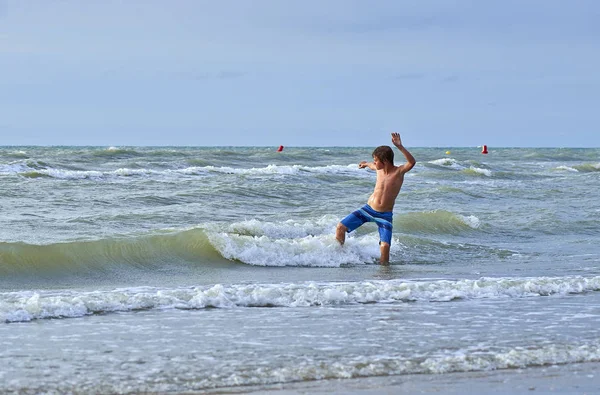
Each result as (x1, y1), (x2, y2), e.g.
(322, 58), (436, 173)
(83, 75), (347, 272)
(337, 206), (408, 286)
(481, 145), (488, 154)
(277, 145), (284, 152)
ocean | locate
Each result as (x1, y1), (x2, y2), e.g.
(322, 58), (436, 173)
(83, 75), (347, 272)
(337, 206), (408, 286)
(1, 146), (599, 393)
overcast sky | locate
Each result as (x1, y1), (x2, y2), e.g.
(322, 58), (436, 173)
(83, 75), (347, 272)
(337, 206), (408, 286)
(1, 0), (599, 147)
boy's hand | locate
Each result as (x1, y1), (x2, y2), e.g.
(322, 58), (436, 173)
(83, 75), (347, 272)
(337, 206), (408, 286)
(391, 132), (403, 147)
(359, 161), (369, 168)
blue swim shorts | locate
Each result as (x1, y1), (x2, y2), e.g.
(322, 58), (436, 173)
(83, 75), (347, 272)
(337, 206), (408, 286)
(340, 204), (393, 245)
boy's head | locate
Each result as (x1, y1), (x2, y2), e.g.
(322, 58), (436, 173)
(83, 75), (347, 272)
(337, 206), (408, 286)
(372, 145), (394, 165)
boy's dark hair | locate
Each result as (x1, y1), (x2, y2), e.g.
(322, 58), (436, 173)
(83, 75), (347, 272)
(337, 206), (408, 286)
(372, 145), (394, 164)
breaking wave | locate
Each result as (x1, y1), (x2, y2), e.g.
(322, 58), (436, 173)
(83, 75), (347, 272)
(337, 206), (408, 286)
(2, 275), (599, 322)
(2, 163), (366, 180)
(0, 211), (489, 275)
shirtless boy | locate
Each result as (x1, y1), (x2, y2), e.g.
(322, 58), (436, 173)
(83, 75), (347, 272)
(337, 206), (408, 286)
(336, 133), (416, 264)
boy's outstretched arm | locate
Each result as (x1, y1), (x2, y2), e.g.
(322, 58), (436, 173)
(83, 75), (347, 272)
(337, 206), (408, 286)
(391, 132), (416, 173)
(359, 160), (377, 170)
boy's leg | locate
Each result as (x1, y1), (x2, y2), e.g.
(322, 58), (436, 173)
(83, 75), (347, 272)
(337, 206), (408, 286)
(336, 223), (347, 245)
(377, 221), (393, 265)
(337, 207), (368, 246)
(379, 242), (390, 265)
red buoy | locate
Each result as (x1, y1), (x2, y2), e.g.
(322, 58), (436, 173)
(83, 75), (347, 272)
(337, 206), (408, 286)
(277, 145), (284, 152)
(481, 145), (488, 154)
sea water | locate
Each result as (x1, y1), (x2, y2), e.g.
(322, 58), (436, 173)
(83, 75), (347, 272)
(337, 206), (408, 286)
(1, 146), (599, 393)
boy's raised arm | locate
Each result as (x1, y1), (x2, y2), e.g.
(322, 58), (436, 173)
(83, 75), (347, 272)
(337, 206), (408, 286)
(391, 132), (416, 173)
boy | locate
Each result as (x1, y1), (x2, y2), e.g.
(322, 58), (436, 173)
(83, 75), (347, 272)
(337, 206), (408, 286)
(336, 133), (416, 264)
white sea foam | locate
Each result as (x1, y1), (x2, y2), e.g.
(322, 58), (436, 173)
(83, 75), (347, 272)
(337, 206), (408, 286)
(2, 163), (107, 179)
(0, 163), (29, 175)
(227, 218), (334, 239)
(201, 212), (488, 265)
(429, 158), (465, 170)
(468, 166), (492, 177)
(556, 165), (579, 172)
(428, 159), (492, 177)
(113, 168), (154, 176)
(3, 337), (599, 393)
(6, 164), (366, 179)
(2, 276), (599, 322)
(7, 150), (28, 157)
(207, 232), (387, 267)
(190, 342), (600, 389)
(43, 168), (105, 179)
(205, 216), (400, 266)
(190, 164), (361, 176)
(458, 214), (481, 229)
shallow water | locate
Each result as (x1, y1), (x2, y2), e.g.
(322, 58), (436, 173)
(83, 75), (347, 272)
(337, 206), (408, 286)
(1, 146), (599, 392)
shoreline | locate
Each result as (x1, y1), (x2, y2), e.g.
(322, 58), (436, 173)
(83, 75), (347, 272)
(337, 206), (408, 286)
(207, 362), (600, 394)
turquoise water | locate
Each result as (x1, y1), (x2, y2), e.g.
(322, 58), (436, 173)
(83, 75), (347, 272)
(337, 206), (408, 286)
(1, 146), (599, 392)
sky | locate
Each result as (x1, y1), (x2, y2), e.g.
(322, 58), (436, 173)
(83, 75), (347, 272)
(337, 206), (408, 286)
(1, 0), (599, 147)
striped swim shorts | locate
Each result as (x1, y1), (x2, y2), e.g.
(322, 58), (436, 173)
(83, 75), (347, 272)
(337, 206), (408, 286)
(340, 204), (393, 245)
